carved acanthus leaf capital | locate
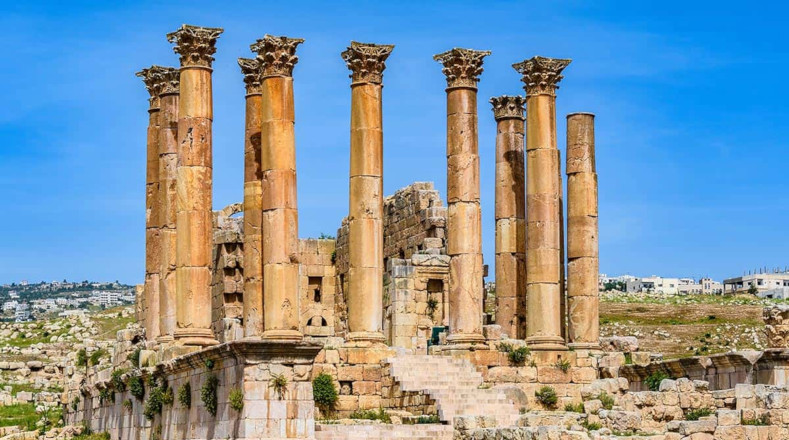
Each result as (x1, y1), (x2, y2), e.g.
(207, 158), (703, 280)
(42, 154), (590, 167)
(158, 67), (180, 95)
(166, 24), (223, 68)
(433, 48), (491, 89)
(238, 58), (262, 94)
(512, 56), (571, 96)
(490, 95), (526, 121)
(250, 35), (304, 78)
(135, 65), (170, 108)
(341, 41), (394, 85)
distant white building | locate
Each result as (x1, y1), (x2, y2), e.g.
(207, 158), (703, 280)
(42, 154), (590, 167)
(724, 270), (789, 298)
(15, 303), (31, 322)
(2, 300), (19, 312)
(620, 275), (722, 295)
(8, 291), (19, 299)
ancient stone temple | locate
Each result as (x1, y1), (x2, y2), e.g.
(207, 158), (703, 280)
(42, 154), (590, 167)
(65, 23), (789, 440)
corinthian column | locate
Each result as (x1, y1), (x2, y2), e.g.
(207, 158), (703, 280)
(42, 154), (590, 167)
(434, 48), (490, 345)
(136, 66), (165, 342)
(513, 56), (571, 350)
(251, 35), (304, 342)
(566, 113), (600, 348)
(167, 24), (223, 347)
(238, 58), (265, 339)
(490, 96), (527, 340)
(341, 42), (394, 344)
(157, 67), (180, 344)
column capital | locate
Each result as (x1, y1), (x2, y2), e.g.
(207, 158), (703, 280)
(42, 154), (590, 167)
(158, 67), (180, 96)
(250, 35), (304, 79)
(433, 48), (491, 89)
(135, 65), (170, 108)
(238, 57), (262, 94)
(490, 95), (526, 121)
(341, 41), (394, 85)
(166, 24), (223, 68)
(512, 56), (571, 97)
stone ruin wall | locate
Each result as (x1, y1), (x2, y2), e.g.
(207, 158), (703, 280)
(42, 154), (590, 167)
(334, 182), (450, 347)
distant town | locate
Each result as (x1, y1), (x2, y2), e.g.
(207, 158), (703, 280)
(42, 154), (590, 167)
(0, 279), (135, 322)
(600, 267), (789, 299)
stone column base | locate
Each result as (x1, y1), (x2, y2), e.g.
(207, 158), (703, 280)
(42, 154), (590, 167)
(174, 328), (219, 347)
(568, 341), (601, 350)
(261, 329), (303, 342)
(347, 331), (386, 344)
(526, 335), (568, 351)
(447, 332), (486, 345)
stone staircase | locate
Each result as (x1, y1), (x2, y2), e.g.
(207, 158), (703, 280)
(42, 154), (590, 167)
(388, 354), (520, 426)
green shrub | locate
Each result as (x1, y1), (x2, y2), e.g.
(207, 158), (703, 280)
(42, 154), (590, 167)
(161, 386), (173, 406)
(123, 399), (133, 413)
(598, 392), (615, 410)
(111, 368), (128, 392)
(554, 358), (571, 373)
(426, 297), (439, 319)
(128, 348), (141, 367)
(685, 408), (714, 421)
(497, 342), (514, 353)
(204, 359), (215, 370)
(269, 373), (288, 400)
(582, 421), (602, 431)
(229, 388), (244, 412)
(71, 396), (80, 411)
(644, 371), (670, 391)
(99, 388), (114, 404)
(414, 414), (440, 424)
(89, 349), (108, 367)
(564, 402), (584, 413)
(128, 375), (145, 400)
(144, 386), (164, 420)
(177, 383), (191, 408)
(535, 386), (558, 408)
(508, 347), (530, 366)
(76, 349), (88, 368)
(201, 374), (218, 416)
(312, 373), (338, 412)
(349, 408), (391, 423)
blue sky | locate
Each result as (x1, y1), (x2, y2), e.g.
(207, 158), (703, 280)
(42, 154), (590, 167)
(1, 1), (787, 284)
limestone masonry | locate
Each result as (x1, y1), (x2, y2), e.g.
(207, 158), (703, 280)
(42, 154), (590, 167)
(60, 23), (789, 440)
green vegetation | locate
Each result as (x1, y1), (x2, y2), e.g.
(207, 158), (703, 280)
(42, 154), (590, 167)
(312, 373), (338, 413)
(554, 358), (571, 373)
(685, 408), (714, 421)
(128, 348), (141, 367)
(128, 374), (145, 400)
(498, 342), (530, 365)
(414, 415), (440, 424)
(229, 388), (244, 412)
(742, 414), (768, 425)
(200, 374), (219, 416)
(71, 396), (80, 411)
(89, 349), (108, 366)
(76, 349), (88, 368)
(269, 373), (288, 400)
(92, 308), (135, 339)
(603, 281), (627, 292)
(123, 399), (133, 413)
(581, 421), (602, 431)
(111, 368), (128, 392)
(349, 408), (391, 423)
(644, 371), (670, 391)
(598, 392), (615, 410)
(426, 297), (439, 319)
(73, 431), (111, 440)
(564, 402), (585, 413)
(177, 382), (191, 408)
(144, 384), (167, 420)
(99, 388), (114, 404)
(204, 359), (215, 370)
(748, 285), (758, 295)
(0, 403), (39, 430)
(535, 386), (558, 408)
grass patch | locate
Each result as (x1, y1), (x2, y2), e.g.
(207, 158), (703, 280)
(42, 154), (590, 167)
(0, 403), (39, 430)
(349, 408), (391, 423)
(685, 408), (714, 421)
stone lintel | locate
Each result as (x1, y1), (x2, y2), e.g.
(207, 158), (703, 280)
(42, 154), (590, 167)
(238, 57), (262, 94)
(167, 24), (224, 68)
(341, 41), (395, 85)
(161, 340), (322, 374)
(250, 34), (304, 78)
(512, 56), (571, 96)
(433, 48), (491, 89)
(490, 95), (526, 121)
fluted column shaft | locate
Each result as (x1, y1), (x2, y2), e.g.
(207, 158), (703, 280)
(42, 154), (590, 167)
(514, 56), (571, 350)
(491, 96), (527, 339)
(342, 42), (393, 343)
(435, 48), (490, 345)
(239, 58), (264, 338)
(252, 35), (304, 342)
(168, 25), (222, 347)
(157, 69), (180, 343)
(566, 113), (600, 348)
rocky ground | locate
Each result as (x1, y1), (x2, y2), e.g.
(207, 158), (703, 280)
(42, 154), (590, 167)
(600, 292), (771, 359)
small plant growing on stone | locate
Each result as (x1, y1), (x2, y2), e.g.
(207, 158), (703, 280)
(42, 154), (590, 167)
(535, 386), (558, 408)
(414, 415), (440, 424)
(508, 347), (531, 366)
(644, 371), (670, 391)
(177, 382), (191, 408)
(497, 342), (514, 353)
(349, 408), (391, 423)
(76, 349), (88, 367)
(564, 402), (584, 413)
(204, 359), (215, 370)
(128, 374), (145, 401)
(229, 388), (244, 412)
(582, 421), (602, 431)
(742, 414), (768, 425)
(269, 373), (288, 400)
(123, 399), (133, 413)
(111, 368), (128, 392)
(99, 388), (114, 404)
(426, 297), (439, 319)
(623, 353), (633, 365)
(312, 373), (338, 414)
(554, 358), (571, 373)
(161, 386), (173, 406)
(685, 407), (714, 421)
(89, 348), (108, 367)
(144, 386), (165, 420)
(71, 396), (80, 411)
(128, 347), (142, 367)
(201, 374), (219, 416)
(598, 392), (615, 410)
